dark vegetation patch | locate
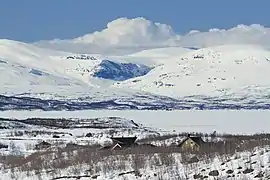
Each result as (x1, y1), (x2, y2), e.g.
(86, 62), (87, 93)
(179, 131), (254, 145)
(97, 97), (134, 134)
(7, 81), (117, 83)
(0, 117), (140, 129)
(0, 59), (7, 64)
(93, 60), (152, 81)
(2, 94), (270, 111)
(29, 69), (49, 76)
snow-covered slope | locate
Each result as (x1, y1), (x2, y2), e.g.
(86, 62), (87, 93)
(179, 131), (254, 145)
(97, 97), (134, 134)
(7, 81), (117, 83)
(114, 46), (194, 66)
(0, 39), (152, 95)
(129, 47), (193, 58)
(1, 39), (192, 110)
(4, 38), (270, 110)
(114, 44), (270, 98)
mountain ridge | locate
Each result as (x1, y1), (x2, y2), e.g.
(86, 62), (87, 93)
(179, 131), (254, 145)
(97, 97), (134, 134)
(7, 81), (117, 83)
(114, 44), (270, 97)
(2, 38), (270, 110)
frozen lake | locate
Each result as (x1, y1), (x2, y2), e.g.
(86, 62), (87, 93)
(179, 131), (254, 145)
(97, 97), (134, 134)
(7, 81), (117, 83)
(1, 110), (270, 134)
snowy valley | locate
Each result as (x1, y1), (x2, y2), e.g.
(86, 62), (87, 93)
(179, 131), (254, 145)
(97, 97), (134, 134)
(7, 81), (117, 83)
(2, 16), (270, 180)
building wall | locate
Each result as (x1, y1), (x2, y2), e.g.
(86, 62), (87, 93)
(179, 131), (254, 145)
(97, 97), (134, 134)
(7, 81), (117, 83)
(181, 138), (200, 151)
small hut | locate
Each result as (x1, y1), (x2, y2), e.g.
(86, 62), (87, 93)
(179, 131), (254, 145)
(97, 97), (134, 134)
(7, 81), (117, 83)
(110, 136), (137, 150)
(178, 134), (205, 151)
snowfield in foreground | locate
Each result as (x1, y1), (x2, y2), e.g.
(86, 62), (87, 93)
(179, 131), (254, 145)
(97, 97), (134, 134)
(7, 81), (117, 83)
(2, 146), (270, 180)
(0, 115), (269, 180)
(0, 110), (269, 180)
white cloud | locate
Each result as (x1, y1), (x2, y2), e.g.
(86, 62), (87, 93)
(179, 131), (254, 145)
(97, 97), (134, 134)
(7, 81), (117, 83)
(181, 24), (270, 48)
(73, 17), (180, 46)
(34, 17), (270, 55)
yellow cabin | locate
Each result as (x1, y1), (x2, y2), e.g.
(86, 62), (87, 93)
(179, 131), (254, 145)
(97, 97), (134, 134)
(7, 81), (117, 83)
(178, 135), (205, 151)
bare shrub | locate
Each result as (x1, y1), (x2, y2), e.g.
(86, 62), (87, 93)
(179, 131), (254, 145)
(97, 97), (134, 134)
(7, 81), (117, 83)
(155, 169), (165, 180)
(158, 152), (175, 167)
(151, 154), (162, 167)
(138, 133), (179, 143)
(1, 132), (270, 179)
(131, 153), (145, 173)
(14, 131), (24, 137)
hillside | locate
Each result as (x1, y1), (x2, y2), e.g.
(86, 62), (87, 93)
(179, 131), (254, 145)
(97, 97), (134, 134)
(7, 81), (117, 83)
(114, 44), (270, 98)
(0, 39), (192, 110)
(3, 39), (270, 109)
(0, 39), (152, 96)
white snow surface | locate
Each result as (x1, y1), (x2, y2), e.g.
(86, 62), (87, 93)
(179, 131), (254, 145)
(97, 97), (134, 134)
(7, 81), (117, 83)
(3, 39), (270, 101)
(1, 110), (270, 135)
(114, 44), (270, 97)
(0, 39), (157, 99)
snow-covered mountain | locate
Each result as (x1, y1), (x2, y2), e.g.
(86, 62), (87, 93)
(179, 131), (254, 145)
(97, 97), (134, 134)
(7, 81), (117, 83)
(3, 39), (270, 110)
(3, 17), (270, 110)
(114, 44), (270, 98)
(0, 39), (152, 94)
(0, 39), (189, 110)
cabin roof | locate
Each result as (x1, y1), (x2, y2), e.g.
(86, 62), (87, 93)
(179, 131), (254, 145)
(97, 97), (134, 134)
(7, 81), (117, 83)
(111, 136), (137, 145)
(178, 136), (205, 147)
(189, 136), (205, 145)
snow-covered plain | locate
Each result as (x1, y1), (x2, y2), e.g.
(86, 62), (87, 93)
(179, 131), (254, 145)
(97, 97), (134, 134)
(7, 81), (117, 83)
(0, 115), (161, 157)
(1, 110), (270, 135)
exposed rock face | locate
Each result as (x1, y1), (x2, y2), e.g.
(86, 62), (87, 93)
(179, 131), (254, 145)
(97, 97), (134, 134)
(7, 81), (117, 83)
(243, 168), (254, 174)
(209, 170), (219, 176)
(93, 60), (151, 81)
(226, 170), (234, 174)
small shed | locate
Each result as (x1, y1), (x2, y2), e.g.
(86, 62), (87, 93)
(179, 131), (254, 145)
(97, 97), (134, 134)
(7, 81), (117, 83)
(178, 134), (205, 151)
(110, 136), (137, 150)
(35, 141), (51, 150)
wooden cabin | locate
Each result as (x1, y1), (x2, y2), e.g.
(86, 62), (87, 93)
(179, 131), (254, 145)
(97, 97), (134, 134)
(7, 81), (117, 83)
(110, 136), (137, 150)
(178, 134), (205, 151)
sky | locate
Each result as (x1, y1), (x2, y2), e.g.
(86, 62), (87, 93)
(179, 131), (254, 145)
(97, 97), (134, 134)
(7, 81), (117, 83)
(0, 0), (269, 42)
